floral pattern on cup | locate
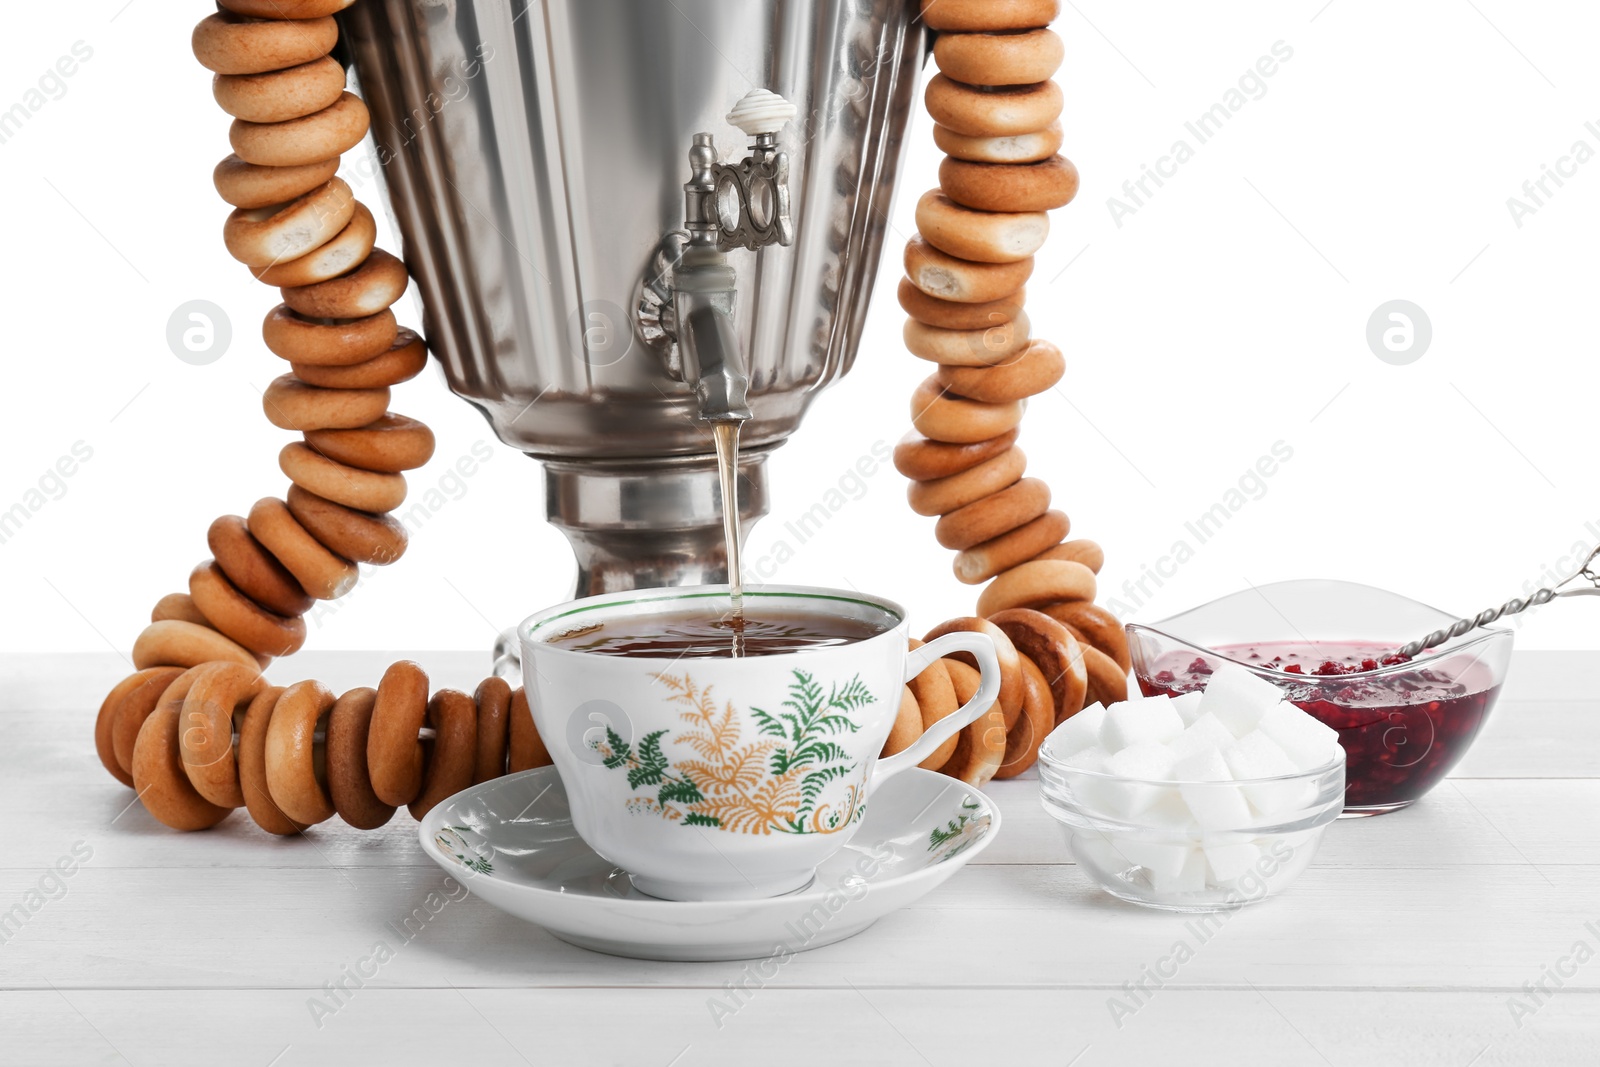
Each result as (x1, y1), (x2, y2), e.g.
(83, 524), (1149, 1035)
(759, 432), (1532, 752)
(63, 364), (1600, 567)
(927, 797), (989, 863)
(594, 669), (872, 835)
(435, 825), (494, 876)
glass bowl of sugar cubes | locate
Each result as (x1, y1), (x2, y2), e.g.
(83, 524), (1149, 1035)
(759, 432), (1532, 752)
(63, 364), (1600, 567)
(1037, 661), (1345, 911)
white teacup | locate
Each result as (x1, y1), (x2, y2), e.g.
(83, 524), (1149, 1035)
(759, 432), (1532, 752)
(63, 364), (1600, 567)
(520, 585), (1000, 901)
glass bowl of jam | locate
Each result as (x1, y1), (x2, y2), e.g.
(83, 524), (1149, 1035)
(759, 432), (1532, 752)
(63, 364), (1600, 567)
(1126, 580), (1512, 816)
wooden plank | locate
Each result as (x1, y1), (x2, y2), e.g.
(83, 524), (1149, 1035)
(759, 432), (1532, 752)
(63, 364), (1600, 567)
(1, 988), (1595, 1067)
(0, 861), (1594, 991)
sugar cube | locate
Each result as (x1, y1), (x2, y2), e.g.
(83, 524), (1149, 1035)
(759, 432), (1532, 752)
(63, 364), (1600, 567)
(1103, 744), (1179, 817)
(1224, 732), (1312, 817)
(1111, 835), (1195, 880)
(1173, 748), (1253, 830)
(1170, 691), (1205, 725)
(1257, 702), (1343, 771)
(1100, 698), (1184, 753)
(1167, 711), (1237, 763)
(1204, 840), (1262, 884)
(1142, 789), (1198, 831)
(1198, 662), (1285, 738)
(1048, 702), (1106, 757)
(1150, 846), (1208, 895)
(1059, 744), (1109, 773)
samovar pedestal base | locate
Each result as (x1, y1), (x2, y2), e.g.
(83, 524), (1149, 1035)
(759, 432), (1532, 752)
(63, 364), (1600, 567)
(491, 449), (770, 678)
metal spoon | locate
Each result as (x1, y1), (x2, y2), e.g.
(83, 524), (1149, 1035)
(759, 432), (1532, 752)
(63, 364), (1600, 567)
(1397, 544), (1600, 658)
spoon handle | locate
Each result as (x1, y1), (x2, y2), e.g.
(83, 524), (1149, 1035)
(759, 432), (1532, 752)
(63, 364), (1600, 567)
(1397, 544), (1600, 658)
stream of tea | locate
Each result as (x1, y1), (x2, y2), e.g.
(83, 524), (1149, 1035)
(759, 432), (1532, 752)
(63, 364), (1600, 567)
(712, 421), (746, 655)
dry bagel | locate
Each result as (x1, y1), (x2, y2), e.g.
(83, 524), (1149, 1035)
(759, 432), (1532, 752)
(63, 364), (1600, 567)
(292, 328), (427, 389)
(95, 668), (180, 787)
(238, 685), (303, 835)
(1080, 643), (1130, 707)
(264, 680), (337, 825)
(246, 497), (359, 601)
(368, 661), (428, 805)
(326, 686), (396, 830)
(1038, 600), (1130, 672)
(109, 667), (188, 776)
(911, 378), (1025, 444)
(473, 677), (513, 784)
(987, 608), (1088, 724)
(279, 442), (408, 513)
(409, 689), (476, 820)
(230, 91), (370, 168)
(208, 514), (314, 617)
(132, 619), (260, 671)
(213, 153), (339, 210)
(933, 121), (1063, 165)
(920, 0), (1059, 32)
(286, 485), (408, 565)
(253, 202), (377, 287)
(905, 235), (1033, 303)
(934, 477), (1050, 549)
(508, 688), (553, 772)
(908, 641), (961, 770)
(936, 659), (1007, 787)
(898, 279), (1025, 330)
(976, 559), (1096, 616)
(262, 374), (390, 432)
(262, 305), (399, 367)
(881, 686), (924, 757)
(218, 0), (358, 17)
(131, 672), (233, 831)
(924, 75), (1063, 138)
(940, 154), (1080, 213)
(954, 508), (1071, 585)
(936, 339), (1063, 402)
(905, 313), (1031, 367)
(907, 447), (1025, 517)
(922, 617), (1025, 729)
(281, 249), (410, 320)
(222, 179), (353, 267)
(212, 55), (345, 124)
(1033, 538), (1105, 574)
(191, 12), (338, 76)
(303, 413), (436, 473)
(178, 661), (266, 808)
(151, 592), (211, 628)
(893, 428), (1018, 481)
(915, 190), (1047, 264)
(188, 561), (307, 656)
(934, 29), (1064, 87)
(995, 654), (1054, 779)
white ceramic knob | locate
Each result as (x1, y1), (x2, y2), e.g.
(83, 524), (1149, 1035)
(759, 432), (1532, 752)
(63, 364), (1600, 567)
(726, 88), (796, 137)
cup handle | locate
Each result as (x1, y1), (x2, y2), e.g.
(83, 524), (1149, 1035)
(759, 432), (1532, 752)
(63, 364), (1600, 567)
(872, 631), (1001, 788)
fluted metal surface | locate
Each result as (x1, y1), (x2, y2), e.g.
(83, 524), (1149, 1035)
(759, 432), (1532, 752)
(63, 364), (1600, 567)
(340, 0), (926, 460)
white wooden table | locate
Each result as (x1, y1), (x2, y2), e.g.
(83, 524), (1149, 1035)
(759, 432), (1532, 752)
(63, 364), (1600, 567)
(3, 650), (1595, 1065)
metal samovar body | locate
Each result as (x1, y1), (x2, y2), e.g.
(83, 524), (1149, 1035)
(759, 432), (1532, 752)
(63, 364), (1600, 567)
(340, 0), (925, 595)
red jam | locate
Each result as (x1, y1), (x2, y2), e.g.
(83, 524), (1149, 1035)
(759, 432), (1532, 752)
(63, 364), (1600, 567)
(1139, 642), (1499, 811)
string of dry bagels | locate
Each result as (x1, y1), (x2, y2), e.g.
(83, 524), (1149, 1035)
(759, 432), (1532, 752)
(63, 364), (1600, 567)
(91, 0), (1130, 833)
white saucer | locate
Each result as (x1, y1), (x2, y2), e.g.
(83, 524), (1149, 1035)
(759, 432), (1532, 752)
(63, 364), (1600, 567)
(417, 766), (1000, 961)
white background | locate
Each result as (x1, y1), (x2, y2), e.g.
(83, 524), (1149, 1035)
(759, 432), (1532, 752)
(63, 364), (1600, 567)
(2, 0), (1597, 664)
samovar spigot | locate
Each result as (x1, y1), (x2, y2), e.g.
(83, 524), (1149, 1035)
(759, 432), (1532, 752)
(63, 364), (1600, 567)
(650, 89), (797, 425)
